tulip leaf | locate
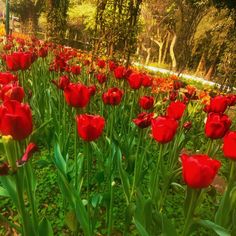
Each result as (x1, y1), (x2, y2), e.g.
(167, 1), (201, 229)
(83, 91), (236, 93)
(117, 149), (130, 204)
(0, 186), (9, 197)
(196, 219), (230, 236)
(54, 143), (66, 174)
(38, 218), (54, 236)
(0, 176), (18, 207)
(134, 218), (150, 236)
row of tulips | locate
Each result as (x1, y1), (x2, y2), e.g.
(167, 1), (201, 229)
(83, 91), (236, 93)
(0, 35), (236, 236)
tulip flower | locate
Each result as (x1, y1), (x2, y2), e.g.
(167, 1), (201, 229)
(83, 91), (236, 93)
(102, 87), (123, 105)
(205, 113), (231, 139)
(151, 116), (178, 143)
(181, 153), (221, 188)
(0, 100), (33, 140)
(142, 74), (152, 87)
(128, 73), (143, 90)
(139, 96), (154, 110)
(64, 83), (90, 108)
(71, 65), (81, 75)
(223, 131), (236, 159)
(97, 59), (106, 68)
(114, 66), (126, 79)
(0, 83), (25, 102)
(205, 95), (228, 113)
(133, 112), (154, 128)
(96, 73), (107, 84)
(167, 101), (186, 120)
(18, 143), (38, 165)
(76, 114), (105, 142)
(0, 72), (18, 85)
(6, 52), (32, 71)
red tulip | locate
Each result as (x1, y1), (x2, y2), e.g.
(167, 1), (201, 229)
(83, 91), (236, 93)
(38, 47), (48, 58)
(173, 80), (183, 90)
(0, 83), (25, 102)
(6, 52), (32, 71)
(109, 61), (117, 71)
(205, 113), (231, 139)
(227, 94), (236, 107)
(223, 131), (236, 159)
(114, 66), (126, 79)
(181, 153), (221, 188)
(97, 59), (106, 68)
(139, 96), (154, 110)
(0, 100), (33, 140)
(71, 65), (81, 75)
(128, 73), (143, 90)
(88, 85), (96, 96)
(64, 83), (90, 108)
(183, 121), (192, 130)
(58, 75), (70, 90)
(151, 116), (178, 143)
(19, 143), (38, 164)
(167, 101), (186, 120)
(76, 114), (105, 141)
(102, 87), (123, 105)
(142, 74), (152, 87)
(96, 73), (107, 84)
(169, 90), (178, 101)
(133, 112), (154, 128)
(206, 95), (228, 113)
(0, 72), (18, 85)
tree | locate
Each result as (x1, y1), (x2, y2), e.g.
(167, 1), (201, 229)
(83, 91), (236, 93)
(46, 0), (70, 42)
(9, 0), (45, 34)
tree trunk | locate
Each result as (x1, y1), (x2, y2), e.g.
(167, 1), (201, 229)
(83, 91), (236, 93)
(195, 54), (206, 75)
(170, 33), (177, 70)
(158, 42), (163, 65)
(162, 32), (170, 64)
(145, 48), (151, 65)
(205, 65), (215, 80)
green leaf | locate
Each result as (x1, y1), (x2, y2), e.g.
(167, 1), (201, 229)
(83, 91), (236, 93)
(134, 219), (150, 236)
(196, 219), (230, 236)
(65, 211), (77, 232)
(54, 143), (66, 174)
(38, 218), (54, 236)
(117, 150), (130, 203)
(0, 186), (9, 197)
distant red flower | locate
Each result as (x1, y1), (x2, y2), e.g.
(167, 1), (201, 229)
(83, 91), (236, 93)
(142, 74), (152, 87)
(169, 90), (178, 101)
(183, 121), (192, 130)
(181, 153), (221, 188)
(226, 94), (236, 107)
(173, 80), (183, 90)
(139, 96), (154, 110)
(205, 95), (228, 113)
(109, 61), (117, 71)
(71, 65), (81, 75)
(167, 101), (186, 120)
(102, 87), (123, 105)
(223, 131), (236, 159)
(133, 112), (154, 128)
(64, 83), (90, 108)
(128, 73), (143, 90)
(114, 66), (126, 79)
(151, 116), (178, 143)
(88, 85), (96, 96)
(76, 114), (105, 141)
(38, 47), (48, 58)
(97, 59), (106, 68)
(205, 113), (231, 139)
(96, 73), (107, 84)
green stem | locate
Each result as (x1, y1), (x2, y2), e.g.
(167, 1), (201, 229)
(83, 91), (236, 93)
(75, 115), (78, 190)
(130, 130), (143, 200)
(107, 179), (114, 236)
(206, 139), (214, 156)
(182, 188), (201, 236)
(25, 164), (38, 236)
(151, 144), (164, 201)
